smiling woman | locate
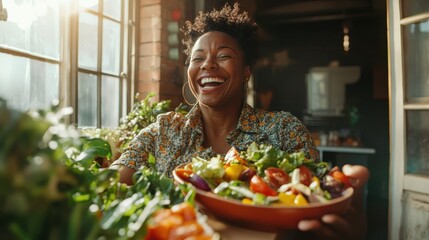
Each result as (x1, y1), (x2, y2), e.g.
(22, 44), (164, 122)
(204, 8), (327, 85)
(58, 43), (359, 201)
(112, 1), (319, 187)
(186, 31), (251, 112)
(112, 3), (369, 239)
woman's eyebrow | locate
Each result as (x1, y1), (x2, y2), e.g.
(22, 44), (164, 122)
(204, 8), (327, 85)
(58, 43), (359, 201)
(218, 45), (238, 54)
(192, 49), (204, 53)
(191, 45), (237, 54)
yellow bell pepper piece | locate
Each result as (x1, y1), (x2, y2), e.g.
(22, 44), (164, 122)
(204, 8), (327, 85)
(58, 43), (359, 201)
(294, 193), (308, 206)
(224, 164), (245, 181)
(242, 198), (253, 205)
(278, 192), (296, 206)
(309, 176), (320, 190)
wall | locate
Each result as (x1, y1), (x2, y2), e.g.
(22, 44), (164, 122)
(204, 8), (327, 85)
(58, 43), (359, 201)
(138, 0), (187, 108)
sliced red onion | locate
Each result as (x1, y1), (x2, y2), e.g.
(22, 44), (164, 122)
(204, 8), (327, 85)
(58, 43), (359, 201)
(188, 173), (211, 191)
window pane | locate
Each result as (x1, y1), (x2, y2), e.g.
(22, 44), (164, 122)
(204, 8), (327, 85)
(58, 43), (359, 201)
(78, 12), (98, 70)
(101, 75), (119, 127)
(0, 52), (59, 111)
(403, 20), (429, 103)
(102, 19), (120, 75)
(406, 110), (429, 176)
(104, 0), (121, 20)
(0, 0), (60, 59)
(79, 0), (99, 12)
(78, 72), (97, 127)
(401, 0), (429, 18)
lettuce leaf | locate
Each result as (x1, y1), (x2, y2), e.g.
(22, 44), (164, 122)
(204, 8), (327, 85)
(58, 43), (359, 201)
(191, 155), (225, 180)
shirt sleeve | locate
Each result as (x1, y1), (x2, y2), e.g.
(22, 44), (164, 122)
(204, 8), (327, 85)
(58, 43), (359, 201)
(110, 121), (159, 170)
(278, 112), (320, 162)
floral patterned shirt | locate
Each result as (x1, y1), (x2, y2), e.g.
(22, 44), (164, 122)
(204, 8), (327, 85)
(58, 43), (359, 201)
(111, 103), (320, 177)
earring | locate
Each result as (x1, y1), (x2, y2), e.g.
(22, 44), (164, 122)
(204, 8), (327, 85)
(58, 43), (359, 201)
(182, 81), (197, 105)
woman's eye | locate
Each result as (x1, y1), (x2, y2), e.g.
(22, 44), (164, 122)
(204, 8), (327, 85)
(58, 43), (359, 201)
(191, 57), (203, 62)
(218, 55), (231, 59)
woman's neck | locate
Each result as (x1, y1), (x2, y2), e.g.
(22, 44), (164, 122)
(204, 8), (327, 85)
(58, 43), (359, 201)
(199, 102), (243, 154)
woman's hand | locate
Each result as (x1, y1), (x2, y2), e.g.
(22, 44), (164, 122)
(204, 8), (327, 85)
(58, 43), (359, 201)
(110, 165), (136, 185)
(297, 164), (370, 240)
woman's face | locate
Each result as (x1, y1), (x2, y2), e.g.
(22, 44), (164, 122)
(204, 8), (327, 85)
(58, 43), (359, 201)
(187, 31), (251, 108)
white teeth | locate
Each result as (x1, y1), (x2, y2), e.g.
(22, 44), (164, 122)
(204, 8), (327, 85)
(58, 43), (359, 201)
(201, 77), (224, 85)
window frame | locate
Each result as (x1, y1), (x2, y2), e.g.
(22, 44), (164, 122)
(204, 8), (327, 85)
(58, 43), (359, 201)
(388, 0), (429, 239)
(71, 0), (134, 127)
(400, 11), (429, 195)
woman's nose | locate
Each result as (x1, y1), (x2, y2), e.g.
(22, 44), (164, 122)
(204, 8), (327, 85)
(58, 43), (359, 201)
(200, 57), (217, 70)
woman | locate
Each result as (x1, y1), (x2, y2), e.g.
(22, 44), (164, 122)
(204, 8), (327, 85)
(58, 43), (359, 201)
(111, 3), (369, 239)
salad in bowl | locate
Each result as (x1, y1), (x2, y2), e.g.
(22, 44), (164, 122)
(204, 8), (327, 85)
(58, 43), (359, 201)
(173, 142), (355, 230)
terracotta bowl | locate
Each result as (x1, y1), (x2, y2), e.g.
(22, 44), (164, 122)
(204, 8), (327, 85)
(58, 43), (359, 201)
(173, 164), (354, 231)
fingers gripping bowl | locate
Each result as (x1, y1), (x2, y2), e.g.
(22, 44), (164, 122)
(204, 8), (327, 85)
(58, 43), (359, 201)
(173, 143), (354, 231)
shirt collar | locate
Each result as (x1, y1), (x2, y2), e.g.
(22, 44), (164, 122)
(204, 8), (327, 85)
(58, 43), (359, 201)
(185, 104), (203, 134)
(185, 103), (262, 134)
(236, 103), (261, 134)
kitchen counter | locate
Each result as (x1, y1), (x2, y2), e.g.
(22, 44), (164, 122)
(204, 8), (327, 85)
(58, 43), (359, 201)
(317, 146), (376, 162)
(208, 218), (276, 240)
(207, 217), (312, 240)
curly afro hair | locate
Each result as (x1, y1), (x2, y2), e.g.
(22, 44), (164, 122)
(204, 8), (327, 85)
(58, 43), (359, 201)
(181, 3), (258, 71)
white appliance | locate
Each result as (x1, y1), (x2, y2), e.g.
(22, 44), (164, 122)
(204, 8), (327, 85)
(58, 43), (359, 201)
(306, 66), (360, 116)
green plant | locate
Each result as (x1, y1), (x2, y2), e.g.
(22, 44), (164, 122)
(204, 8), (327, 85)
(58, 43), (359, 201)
(0, 99), (112, 239)
(117, 93), (171, 150)
(80, 127), (122, 166)
(82, 92), (192, 164)
(0, 98), (193, 240)
(81, 93), (171, 164)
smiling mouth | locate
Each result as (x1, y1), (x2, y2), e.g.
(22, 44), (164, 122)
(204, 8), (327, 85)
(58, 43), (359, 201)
(201, 77), (225, 88)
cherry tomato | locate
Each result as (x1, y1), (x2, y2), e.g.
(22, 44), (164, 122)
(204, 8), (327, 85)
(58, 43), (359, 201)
(168, 221), (204, 239)
(331, 170), (353, 188)
(182, 234), (213, 240)
(146, 203), (210, 240)
(249, 175), (277, 196)
(145, 212), (183, 240)
(171, 202), (197, 221)
(224, 147), (247, 165)
(264, 167), (291, 189)
(298, 165), (313, 186)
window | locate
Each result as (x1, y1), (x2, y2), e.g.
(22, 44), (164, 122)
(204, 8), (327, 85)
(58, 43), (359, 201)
(0, 0), (60, 111)
(0, 0), (135, 128)
(75, 0), (126, 127)
(402, 16), (429, 177)
(389, 0), (429, 239)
